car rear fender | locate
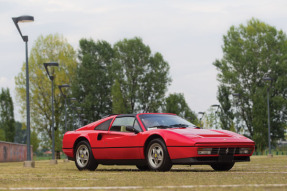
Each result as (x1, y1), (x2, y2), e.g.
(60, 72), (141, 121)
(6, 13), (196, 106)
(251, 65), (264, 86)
(73, 136), (91, 153)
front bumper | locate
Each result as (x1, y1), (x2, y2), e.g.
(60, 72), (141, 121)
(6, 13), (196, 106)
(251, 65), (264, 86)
(172, 156), (250, 165)
(167, 144), (254, 163)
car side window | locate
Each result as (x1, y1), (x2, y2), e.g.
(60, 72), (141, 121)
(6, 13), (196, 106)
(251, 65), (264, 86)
(110, 117), (142, 132)
(94, 119), (112, 131)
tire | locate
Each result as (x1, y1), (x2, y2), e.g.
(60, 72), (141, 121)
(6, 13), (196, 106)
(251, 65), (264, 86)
(74, 140), (98, 171)
(136, 164), (149, 171)
(146, 138), (172, 171)
(210, 162), (235, 171)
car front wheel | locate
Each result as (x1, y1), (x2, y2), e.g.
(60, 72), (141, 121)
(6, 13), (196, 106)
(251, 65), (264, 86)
(210, 162), (235, 171)
(146, 138), (172, 171)
(75, 140), (98, 171)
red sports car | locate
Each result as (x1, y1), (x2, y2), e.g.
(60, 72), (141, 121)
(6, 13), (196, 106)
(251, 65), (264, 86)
(62, 113), (255, 171)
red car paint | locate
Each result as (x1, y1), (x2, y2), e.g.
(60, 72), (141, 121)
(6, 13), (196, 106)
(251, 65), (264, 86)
(62, 113), (255, 167)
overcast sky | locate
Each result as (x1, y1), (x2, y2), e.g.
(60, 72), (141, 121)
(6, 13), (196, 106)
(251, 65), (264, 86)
(1, 0), (287, 121)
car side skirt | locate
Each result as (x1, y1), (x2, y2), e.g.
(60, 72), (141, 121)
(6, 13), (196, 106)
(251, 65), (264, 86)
(95, 159), (146, 165)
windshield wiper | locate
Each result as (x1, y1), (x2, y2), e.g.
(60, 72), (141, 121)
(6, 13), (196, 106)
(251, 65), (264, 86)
(148, 125), (170, 129)
(169, 124), (189, 128)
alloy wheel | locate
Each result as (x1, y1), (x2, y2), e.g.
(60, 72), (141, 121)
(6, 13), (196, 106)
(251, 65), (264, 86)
(76, 144), (89, 168)
(148, 143), (164, 168)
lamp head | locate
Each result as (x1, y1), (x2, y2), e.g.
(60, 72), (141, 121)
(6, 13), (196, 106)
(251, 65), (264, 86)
(13, 15), (34, 23)
(69, 97), (77, 102)
(12, 15), (34, 42)
(59, 84), (70, 88)
(263, 77), (273, 81)
(44, 62), (59, 67)
(44, 62), (59, 80)
(232, 93), (240, 97)
(58, 84), (70, 97)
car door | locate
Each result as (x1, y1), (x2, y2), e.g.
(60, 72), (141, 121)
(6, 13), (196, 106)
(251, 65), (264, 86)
(95, 116), (143, 160)
(90, 118), (114, 159)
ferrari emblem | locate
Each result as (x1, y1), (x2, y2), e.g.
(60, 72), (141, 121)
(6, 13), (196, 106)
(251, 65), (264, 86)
(226, 148), (229, 154)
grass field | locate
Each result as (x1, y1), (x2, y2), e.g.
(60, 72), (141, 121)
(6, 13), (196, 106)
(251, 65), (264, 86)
(0, 156), (286, 191)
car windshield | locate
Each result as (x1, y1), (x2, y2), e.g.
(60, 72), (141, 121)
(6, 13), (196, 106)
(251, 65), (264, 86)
(139, 114), (196, 131)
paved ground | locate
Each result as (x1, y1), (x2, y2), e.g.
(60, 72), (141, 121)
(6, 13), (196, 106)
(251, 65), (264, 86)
(0, 156), (286, 190)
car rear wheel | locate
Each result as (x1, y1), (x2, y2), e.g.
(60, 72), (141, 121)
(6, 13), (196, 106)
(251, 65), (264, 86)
(146, 138), (172, 171)
(75, 140), (98, 171)
(210, 162), (235, 171)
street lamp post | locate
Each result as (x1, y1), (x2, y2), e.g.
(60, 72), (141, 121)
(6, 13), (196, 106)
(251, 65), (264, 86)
(76, 107), (82, 127)
(263, 76), (273, 157)
(70, 106), (77, 130)
(12, 15), (34, 168)
(211, 104), (222, 130)
(69, 98), (77, 130)
(58, 84), (70, 133)
(198, 112), (205, 128)
(44, 62), (59, 163)
(59, 84), (71, 162)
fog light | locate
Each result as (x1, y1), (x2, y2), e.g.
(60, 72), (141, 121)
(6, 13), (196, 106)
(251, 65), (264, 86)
(198, 148), (212, 155)
(239, 148), (252, 154)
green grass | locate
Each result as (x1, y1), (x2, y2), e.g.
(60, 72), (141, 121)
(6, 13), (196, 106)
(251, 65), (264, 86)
(0, 156), (286, 190)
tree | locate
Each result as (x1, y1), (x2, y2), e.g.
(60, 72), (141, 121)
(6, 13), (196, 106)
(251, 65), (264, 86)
(164, 93), (198, 124)
(30, 130), (39, 151)
(15, 34), (77, 150)
(14, 122), (26, 144)
(111, 80), (127, 114)
(216, 85), (234, 131)
(0, 129), (4, 141)
(0, 88), (15, 142)
(214, 18), (287, 150)
(72, 39), (114, 121)
(113, 37), (171, 113)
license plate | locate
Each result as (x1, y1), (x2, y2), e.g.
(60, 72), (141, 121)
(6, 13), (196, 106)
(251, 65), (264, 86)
(219, 155), (234, 162)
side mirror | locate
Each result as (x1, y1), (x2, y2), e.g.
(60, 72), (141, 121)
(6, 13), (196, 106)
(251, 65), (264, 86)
(126, 126), (140, 134)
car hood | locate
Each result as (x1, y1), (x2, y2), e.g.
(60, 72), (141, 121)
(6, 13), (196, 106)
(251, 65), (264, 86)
(163, 128), (254, 145)
(167, 128), (231, 137)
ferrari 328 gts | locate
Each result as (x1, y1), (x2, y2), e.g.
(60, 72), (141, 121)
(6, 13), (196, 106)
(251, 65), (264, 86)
(62, 113), (255, 171)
